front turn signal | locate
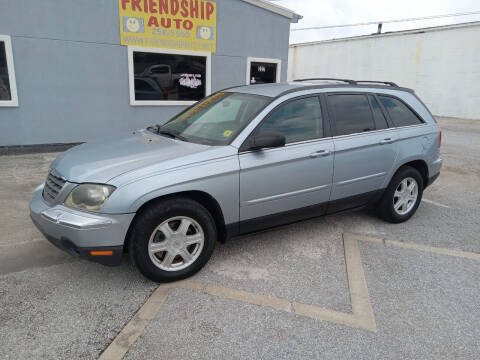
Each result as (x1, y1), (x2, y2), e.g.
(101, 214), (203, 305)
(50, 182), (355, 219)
(90, 250), (114, 256)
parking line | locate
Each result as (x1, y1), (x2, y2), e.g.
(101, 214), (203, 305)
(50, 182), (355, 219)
(353, 233), (480, 261)
(342, 234), (377, 331)
(422, 198), (451, 209)
(98, 286), (172, 360)
(98, 234), (377, 359)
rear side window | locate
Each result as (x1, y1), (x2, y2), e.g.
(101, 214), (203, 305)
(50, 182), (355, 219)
(369, 95), (389, 130)
(328, 94), (375, 136)
(259, 96), (323, 144)
(379, 96), (423, 127)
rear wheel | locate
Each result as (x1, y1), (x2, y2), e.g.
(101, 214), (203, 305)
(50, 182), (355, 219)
(378, 166), (423, 223)
(129, 198), (216, 282)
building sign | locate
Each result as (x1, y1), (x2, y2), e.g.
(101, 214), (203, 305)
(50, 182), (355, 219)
(119, 0), (217, 52)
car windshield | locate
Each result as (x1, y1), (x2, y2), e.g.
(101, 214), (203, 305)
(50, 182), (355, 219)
(159, 92), (271, 145)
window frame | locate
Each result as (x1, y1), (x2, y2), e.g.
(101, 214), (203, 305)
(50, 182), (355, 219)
(128, 46), (211, 106)
(0, 35), (18, 107)
(246, 57), (281, 85)
(239, 93), (330, 152)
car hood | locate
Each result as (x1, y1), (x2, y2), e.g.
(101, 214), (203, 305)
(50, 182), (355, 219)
(51, 130), (221, 184)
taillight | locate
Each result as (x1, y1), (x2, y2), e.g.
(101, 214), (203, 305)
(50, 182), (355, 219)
(436, 122), (442, 148)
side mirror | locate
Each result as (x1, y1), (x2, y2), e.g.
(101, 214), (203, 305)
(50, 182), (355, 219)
(249, 131), (286, 151)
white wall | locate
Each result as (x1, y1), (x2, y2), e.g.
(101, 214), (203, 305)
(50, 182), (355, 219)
(288, 23), (480, 120)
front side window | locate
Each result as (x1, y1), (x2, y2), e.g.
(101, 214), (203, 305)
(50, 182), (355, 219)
(258, 96), (324, 144)
(131, 49), (209, 105)
(379, 96), (423, 127)
(0, 35), (17, 106)
(159, 92), (270, 145)
(328, 94), (375, 136)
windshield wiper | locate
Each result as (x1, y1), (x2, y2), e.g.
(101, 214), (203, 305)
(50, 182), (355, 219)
(158, 128), (189, 142)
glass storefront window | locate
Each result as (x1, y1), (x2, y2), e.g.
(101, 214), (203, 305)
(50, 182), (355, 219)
(0, 36), (17, 106)
(246, 57), (281, 85)
(131, 49), (209, 105)
(0, 41), (11, 101)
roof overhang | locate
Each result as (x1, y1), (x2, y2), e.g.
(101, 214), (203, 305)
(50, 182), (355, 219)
(239, 0), (302, 23)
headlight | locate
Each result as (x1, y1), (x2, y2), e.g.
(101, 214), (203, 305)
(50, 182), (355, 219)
(64, 184), (116, 212)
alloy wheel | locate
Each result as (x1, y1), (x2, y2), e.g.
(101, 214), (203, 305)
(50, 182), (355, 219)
(393, 177), (418, 215)
(148, 216), (205, 272)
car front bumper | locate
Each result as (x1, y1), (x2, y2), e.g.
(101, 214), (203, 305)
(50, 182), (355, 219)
(29, 185), (135, 266)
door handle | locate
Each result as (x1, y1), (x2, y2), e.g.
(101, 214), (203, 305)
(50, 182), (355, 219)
(309, 149), (331, 158)
(379, 138), (394, 145)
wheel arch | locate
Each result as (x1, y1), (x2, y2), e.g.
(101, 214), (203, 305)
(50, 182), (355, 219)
(124, 190), (228, 253)
(391, 159), (429, 188)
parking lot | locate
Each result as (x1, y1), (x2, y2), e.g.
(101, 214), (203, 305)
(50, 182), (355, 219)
(1, 117), (479, 359)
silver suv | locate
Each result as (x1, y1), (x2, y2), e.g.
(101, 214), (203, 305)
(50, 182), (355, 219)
(30, 79), (442, 282)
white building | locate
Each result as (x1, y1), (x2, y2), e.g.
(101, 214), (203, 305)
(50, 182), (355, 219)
(288, 21), (480, 120)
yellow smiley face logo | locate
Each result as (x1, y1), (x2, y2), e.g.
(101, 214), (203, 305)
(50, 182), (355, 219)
(197, 26), (213, 40)
(126, 17), (140, 33)
(223, 130), (233, 137)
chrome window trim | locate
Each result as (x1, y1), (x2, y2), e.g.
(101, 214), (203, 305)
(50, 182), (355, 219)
(330, 127), (398, 141)
(328, 123), (429, 141)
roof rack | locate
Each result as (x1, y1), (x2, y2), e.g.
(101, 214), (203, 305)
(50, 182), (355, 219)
(293, 78), (356, 84)
(355, 80), (398, 87)
(293, 78), (398, 87)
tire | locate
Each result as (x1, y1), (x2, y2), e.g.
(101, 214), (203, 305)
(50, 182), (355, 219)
(129, 197), (217, 283)
(378, 166), (424, 223)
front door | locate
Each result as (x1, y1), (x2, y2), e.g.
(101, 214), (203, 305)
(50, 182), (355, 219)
(238, 96), (334, 233)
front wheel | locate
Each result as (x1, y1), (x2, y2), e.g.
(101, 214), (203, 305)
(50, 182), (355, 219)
(378, 166), (423, 223)
(129, 198), (217, 282)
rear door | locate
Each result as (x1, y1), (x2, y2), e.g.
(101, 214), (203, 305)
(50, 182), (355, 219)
(327, 93), (399, 212)
(238, 95), (334, 232)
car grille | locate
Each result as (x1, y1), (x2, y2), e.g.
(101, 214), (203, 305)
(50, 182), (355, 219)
(42, 170), (67, 201)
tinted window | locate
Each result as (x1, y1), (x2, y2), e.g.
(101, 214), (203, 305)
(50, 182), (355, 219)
(258, 97), (323, 144)
(369, 95), (389, 130)
(329, 94), (375, 136)
(0, 41), (11, 101)
(133, 51), (206, 102)
(379, 96), (423, 127)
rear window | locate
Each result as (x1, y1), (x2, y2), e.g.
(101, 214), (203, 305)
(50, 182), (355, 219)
(378, 96), (423, 127)
(328, 94), (375, 136)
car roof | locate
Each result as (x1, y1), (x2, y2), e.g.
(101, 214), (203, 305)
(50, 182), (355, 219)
(225, 81), (414, 98)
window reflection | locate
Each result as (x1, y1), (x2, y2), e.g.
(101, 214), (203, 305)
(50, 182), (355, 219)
(133, 51), (206, 102)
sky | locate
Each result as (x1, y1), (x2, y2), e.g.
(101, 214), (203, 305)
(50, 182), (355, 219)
(272, 0), (480, 44)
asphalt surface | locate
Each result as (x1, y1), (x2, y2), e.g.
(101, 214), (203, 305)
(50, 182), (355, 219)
(1, 117), (479, 359)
